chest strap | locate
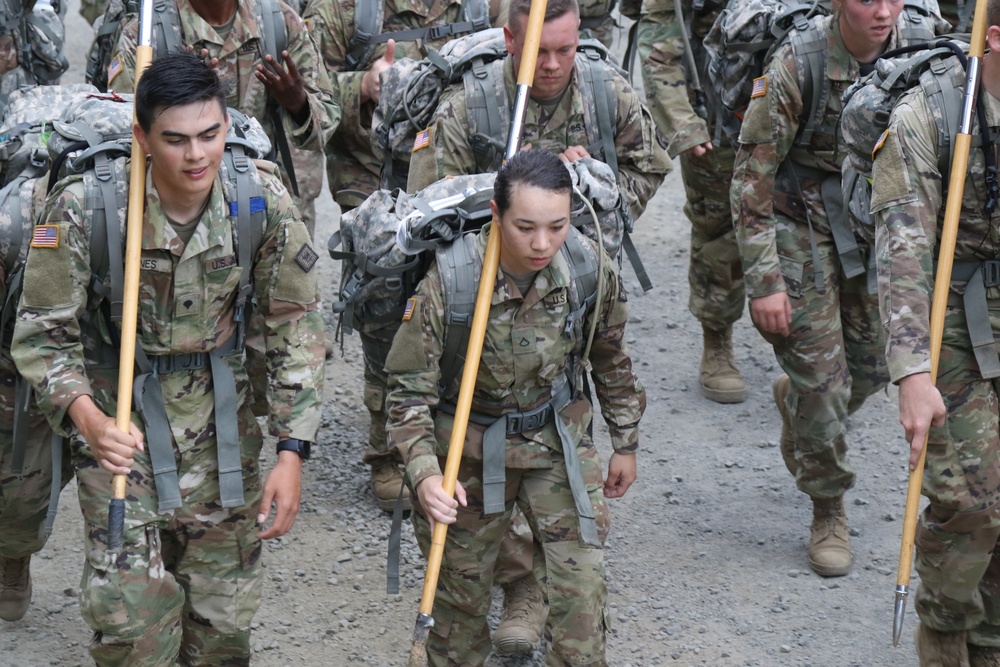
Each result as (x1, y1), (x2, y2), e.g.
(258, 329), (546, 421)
(133, 333), (244, 513)
(437, 374), (600, 547)
(948, 260), (1000, 380)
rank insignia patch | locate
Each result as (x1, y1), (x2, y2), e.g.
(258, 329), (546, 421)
(750, 76), (767, 99)
(402, 297), (417, 321)
(295, 243), (318, 272)
(872, 128), (890, 159)
(30, 225), (59, 249)
(412, 127), (431, 152)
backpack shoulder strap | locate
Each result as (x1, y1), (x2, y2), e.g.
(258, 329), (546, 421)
(347, 0), (386, 71)
(436, 232), (482, 396)
(256, 0), (288, 64)
(464, 55), (509, 173)
(574, 44), (619, 177)
(153, 0), (183, 57)
(788, 24), (828, 148)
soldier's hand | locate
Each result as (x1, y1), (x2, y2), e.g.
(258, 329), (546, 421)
(750, 292), (792, 336)
(186, 45), (220, 70)
(256, 51), (309, 124)
(604, 452), (636, 498)
(361, 39), (395, 105)
(898, 373), (947, 470)
(67, 395), (144, 476)
(257, 451), (303, 539)
(683, 141), (713, 157)
(559, 145), (591, 162)
(416, 474), (467, 532)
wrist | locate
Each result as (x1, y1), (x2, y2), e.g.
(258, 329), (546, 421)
(276, 438), (311, 461)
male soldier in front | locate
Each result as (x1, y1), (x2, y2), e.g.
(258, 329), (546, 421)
(405, 0), (669, 654)
(105, 0), (340, 235)
(872, 1), (1000, 662)
(13, 53), (324, 664)
(636, 0), (748, 404)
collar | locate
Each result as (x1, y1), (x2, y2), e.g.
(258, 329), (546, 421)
(475, 223), (573, 309)
(142, 167), (230, 259)
(178, 0), (262, 52)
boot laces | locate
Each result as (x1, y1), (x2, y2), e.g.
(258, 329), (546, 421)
(0, 557), (27, 589)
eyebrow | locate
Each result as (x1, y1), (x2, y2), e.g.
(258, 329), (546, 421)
(513, 216), (569, 225)
(160, 122), (223, 139)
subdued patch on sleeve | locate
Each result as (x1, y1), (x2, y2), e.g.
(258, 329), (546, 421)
(271, 222), (319, 305)
(385, 313), (433, 372)
(21, 224), (75, 308)
(737, 96), (775, 144)
(870, 128), (918, 213)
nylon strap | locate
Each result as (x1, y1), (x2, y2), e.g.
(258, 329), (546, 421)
(10, 375), (31, 474)
(386, 480), (407, 594)
(552, 387), (600, 547)
(133, 345), (183, 512)
(820, 174), (865, 279)
(41, 434), (64, 538)
(209, 345), (246, 507)
(783, 162), (825, 294)
(951, 261), (1000, 379)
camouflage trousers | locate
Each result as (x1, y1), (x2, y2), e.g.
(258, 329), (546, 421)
(914, 306), (1000, 646)
(759, 217), (887, 499)
(680, 144), (745, 329)
(73, 407), (265, 666)
(412, 444), (611, 667)
(0, 369), (69, 558)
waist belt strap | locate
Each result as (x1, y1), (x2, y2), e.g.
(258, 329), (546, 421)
(820, 175), (865, 280)
(41, 433), (64, 538)
(951, 260), (1000, 379)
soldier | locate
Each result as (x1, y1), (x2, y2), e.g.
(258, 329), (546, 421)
(872, 2), (1000, 663)
(385, 148), (646, 667)
(730, 0), (931, 576)
(105, 0), (339, 235)
(636, 0), (747, 403)
(12, 53), (325, 665)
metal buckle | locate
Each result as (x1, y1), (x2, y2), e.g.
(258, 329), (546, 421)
(983, 260), (1000, 288)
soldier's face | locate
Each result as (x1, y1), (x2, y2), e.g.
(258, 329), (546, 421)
(135, 100), (229, 207)
(836, 0), (904, 54)
(505, 11), (580, 100)
(491, 184), (571, 277)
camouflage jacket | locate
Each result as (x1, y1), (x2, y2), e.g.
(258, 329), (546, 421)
(406, 55), (670, 221)
(636, 0), (719, 157)
(303, 0), (494, 197)
(109, 0), (339, 155)
(12, 160), (325, 444)
(384, 227), (645, 488)
(732, 15), (907, 299)
(871, 88), (1000, 383)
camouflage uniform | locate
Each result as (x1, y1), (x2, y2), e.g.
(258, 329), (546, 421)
(636, 0), (744, 331)
(108, 0), (340, 232)
(385, 226), (645, 666)
(872, 83), (1000, 647)
(80, 0), (110, 26)
(731, 15), (891, 499)
(303, 0), (495, 210)
(406, 54), (671, 221)
(12, 160), (325, 665)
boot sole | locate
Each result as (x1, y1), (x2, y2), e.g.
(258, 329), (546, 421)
(494, 635), (535, 655)
(701, 384), (747, 404)
(807, 556), (851, 577)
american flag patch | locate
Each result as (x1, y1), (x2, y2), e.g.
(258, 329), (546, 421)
(402, 297), (417, 321)
(750, 76), (767, 99)
(107, 54), (123, 86)
(872, 128), (890, 159)
(412, 128), (431, 152)
(30, 225), (59, 249)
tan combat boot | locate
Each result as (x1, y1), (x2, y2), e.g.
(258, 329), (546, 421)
(493, 576), (545, 655)
(700, 325), (747, 404)
(969, 643), (1000, 667)
(915, 624), (969, 667)
(0, 555), (31, 621)
(808, 497), (852, 577)
(772, 374), (799, 476)
(371, 465), (411, 512)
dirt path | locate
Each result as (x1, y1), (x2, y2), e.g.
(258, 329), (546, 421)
(1, 5), (923, 666)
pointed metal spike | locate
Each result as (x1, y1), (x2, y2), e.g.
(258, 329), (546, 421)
(893, 585), (908, 647)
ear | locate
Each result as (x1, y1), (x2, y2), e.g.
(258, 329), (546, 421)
(989, 25), (1000, 53)
(490, 198), (500, 223)
(133, 122), (150, 155)
(503, 24), (515, 55)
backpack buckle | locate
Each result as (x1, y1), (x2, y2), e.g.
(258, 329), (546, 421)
(426, 25), (450, 40)
(93, 160), (113, 182)
(29, 147), (47, 170)
(231, 154), (250, 173)
(983, 260), (1000, 288)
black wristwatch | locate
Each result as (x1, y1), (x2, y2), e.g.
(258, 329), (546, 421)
(276, 438), (311, 461)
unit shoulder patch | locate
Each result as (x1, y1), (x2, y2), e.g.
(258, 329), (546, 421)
(295, 243), (318, 272)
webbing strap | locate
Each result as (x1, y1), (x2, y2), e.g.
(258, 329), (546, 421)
(438, 234), (481, 394)
(820, 174), (865, 279)
(153, 0), (179, 56)
(783, 162), (825, 294)
(951, 261), (1000, 379)
(346, 0), (385, 71)
(10, 375), (31, 474)
(386, 480), (407, 594)
(133, 347), (183, 513)
(41, 434), (64, 538)
(269, 107), (299, 197)
(554, 406), (600, 547)
(621, 231), (652, 292)
(209, 347), (246, 508)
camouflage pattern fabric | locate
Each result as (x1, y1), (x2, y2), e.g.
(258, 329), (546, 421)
(732, 15), (895, 496)
(303, 0), (496, 209)
(872, 85), (1000, 645)
(385, 227), (645, 664)
(108, 0), (340, 228)
(80, 0), (111, 26)
(637, 0), (744, 329)
(406, 54), (671, 222)
(12, 161), (324, 664)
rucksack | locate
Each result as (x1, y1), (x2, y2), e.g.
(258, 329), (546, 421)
(0, 84), (274, 520)
(328, 172), (606, 398)
(703, 0), (946, 145)
(0, 0), (69, 107)
(344, 0), (491, 71)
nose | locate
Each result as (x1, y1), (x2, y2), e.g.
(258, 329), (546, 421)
(531, 230), (552, 252)
(185, 140), (204, 162)
(538, 51), (558, 71)
(873, 0), (892, 19)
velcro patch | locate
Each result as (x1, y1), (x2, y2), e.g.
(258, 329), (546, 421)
(228, 196), (266, 217)
(751, 76), (767, 99)
(107, 54), (123, 86)
(402, 297), (417, 321)
(412, 127), (431, 152)
(30, 225), (59, 249)
(872, 128), (890, 160)
(295, 243), (318, 272)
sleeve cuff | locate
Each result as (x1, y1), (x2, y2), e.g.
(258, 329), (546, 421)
(610, 426), (639, 453)
(406, 453), (442, 489)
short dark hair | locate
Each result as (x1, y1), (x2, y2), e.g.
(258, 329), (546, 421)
(494, 149), (572, 217)
(508, 0), (579, 31)
(991, 0), (1000, 30)
(135, 52), (227, 132)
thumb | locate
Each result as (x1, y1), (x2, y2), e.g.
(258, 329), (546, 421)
(258, 485), (275, 525)
(384, 39), (395, 65)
